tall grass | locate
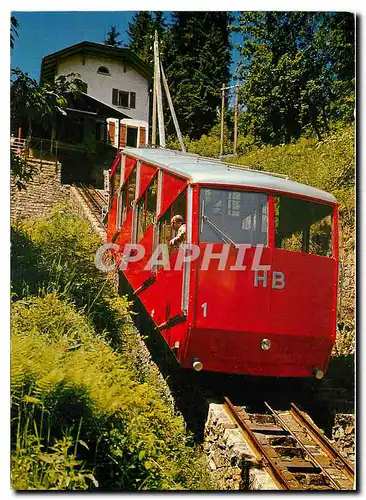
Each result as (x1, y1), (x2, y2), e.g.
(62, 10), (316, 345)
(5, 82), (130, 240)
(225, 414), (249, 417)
(11, 205), (213, 490)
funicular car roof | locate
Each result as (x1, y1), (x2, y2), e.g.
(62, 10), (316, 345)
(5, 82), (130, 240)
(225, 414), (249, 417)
(123, 147), (336, 204)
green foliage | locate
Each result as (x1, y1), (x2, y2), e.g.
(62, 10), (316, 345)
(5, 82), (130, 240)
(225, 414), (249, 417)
(10, 69), (86, 188)
(12, 433), (98, 490)
(11, 205), (129, 346)
(11, 16), (19, 49)
(234, 12), (355, 145)
(103, 25), (122, 47)
(11, 151), (36, 190)
(11, 206), (213, 490)
(127, 12), (167, 64)
(165, 12), (232, 139)
(167, 123), (233, 157)
(11, 294), (212, 490)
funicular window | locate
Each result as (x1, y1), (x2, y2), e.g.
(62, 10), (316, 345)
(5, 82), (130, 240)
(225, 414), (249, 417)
(116, 184), (128, 229)
(110, 159), (121, 201)
(126, 168), (137, 210)
(136, 175), (158, 242)
(275, 196), (333, 257)
(158, 190), (187, 246)
(199, 188), (268, 245)
(116, 167), (136, 230)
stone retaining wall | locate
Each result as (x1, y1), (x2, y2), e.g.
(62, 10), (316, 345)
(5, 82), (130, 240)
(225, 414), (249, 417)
(332, 414), (355, 463)
(11, 159), (70, 222)
(203, 403), (278, 490)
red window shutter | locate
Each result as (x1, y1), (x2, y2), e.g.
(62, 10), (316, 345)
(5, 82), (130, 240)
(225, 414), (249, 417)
(120, 124), (127, 147)
(139, 127), (146, 146)
(108, 122), (115, 145)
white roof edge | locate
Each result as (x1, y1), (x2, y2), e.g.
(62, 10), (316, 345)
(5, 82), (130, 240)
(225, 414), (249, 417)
(122, 147), (337, 204)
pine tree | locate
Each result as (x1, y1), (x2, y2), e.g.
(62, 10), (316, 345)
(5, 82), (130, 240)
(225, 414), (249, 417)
(317, 12), (355, 123)
(165, 12), (232, 139)
(127, 11), (167, 63)
(103, 25), (122, 47)
(234, 12), (355, 145)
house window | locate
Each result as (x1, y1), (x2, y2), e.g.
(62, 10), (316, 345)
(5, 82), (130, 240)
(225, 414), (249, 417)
(112, 89), (136, 109)
(118, 91), (129, 107)
(97, 66), (110, 75)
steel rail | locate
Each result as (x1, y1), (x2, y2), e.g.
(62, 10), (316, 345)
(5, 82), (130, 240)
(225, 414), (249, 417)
(223, 397), (297, 490)
(76, 184), (107, 227)
(265, 402), (342, 491)
(290, 403), (355, 482)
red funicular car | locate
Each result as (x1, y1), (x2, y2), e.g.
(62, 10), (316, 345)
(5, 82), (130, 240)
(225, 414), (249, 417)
(107, 148), (338, 379)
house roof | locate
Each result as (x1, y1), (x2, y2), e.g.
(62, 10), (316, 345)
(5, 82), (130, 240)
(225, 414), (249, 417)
(40, 41), (152, 84)
(123, 147), (337, 204)
(66, 92), (131, 119)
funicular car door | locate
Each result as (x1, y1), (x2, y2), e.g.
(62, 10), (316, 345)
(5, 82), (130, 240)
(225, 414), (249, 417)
(148, 173), (188, 328)
(194, 187), (272, 358)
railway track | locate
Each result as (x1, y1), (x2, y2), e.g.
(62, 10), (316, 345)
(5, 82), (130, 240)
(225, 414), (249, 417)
(224, 397), (354, 490)
(74, 183), (108, 228)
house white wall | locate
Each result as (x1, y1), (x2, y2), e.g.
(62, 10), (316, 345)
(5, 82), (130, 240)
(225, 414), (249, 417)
(56, 54), (150, 122)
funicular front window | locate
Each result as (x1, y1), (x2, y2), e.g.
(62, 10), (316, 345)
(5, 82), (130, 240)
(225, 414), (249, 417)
(275, 196), (333, 257)
(199, 188), (268, 245)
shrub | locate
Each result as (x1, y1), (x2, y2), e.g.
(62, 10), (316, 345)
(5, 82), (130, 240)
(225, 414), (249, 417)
(11, 294), (212, 490)
(11, 205), (130, 347)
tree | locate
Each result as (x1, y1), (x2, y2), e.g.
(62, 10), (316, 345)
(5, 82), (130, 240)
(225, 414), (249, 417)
(11, 69), (84, 137)
(234, 12), (355, 145)
(103, 25), (122, 47)
(10, 70), (85, 188)
(11, 16), (19, 49)
(127, 11), (167, 63)
(165, 12), (232, 139)
(317, 12), (355, 124)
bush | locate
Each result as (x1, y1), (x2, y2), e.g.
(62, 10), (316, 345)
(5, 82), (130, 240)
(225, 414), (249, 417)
(11, 294), (212, 490)
(11, 205), (130, 348)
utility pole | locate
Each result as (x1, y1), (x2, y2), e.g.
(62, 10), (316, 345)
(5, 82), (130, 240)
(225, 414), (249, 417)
(154, 31), (165, 148)
(151, 60), (157, 146)
(233, 84), (239, 155)
(220, 85), (225, 157)
(160, 63), (186, 153)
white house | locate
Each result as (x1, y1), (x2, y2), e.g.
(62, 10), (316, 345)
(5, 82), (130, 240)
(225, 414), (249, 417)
(40, 41), (151, 148)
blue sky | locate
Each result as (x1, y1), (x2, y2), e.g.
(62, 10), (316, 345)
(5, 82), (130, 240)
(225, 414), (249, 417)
(11, 11), (241, 84)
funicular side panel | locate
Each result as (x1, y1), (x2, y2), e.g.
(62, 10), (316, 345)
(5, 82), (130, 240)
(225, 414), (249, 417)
(266, 249), (337, 374)
(139, 172), (188, 331)
(113, 162), (191, 354)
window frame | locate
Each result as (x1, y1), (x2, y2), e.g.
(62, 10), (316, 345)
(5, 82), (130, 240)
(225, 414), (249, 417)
(134, 173), (158, 244)
(111, 88), (136, 109)
(199, 186), (269, 247)
(273, 193), (336, 258)
(97, 66), (110, 75)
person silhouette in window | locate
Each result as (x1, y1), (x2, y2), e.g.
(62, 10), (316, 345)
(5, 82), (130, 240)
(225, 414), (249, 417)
(169, 215), (186, 248)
